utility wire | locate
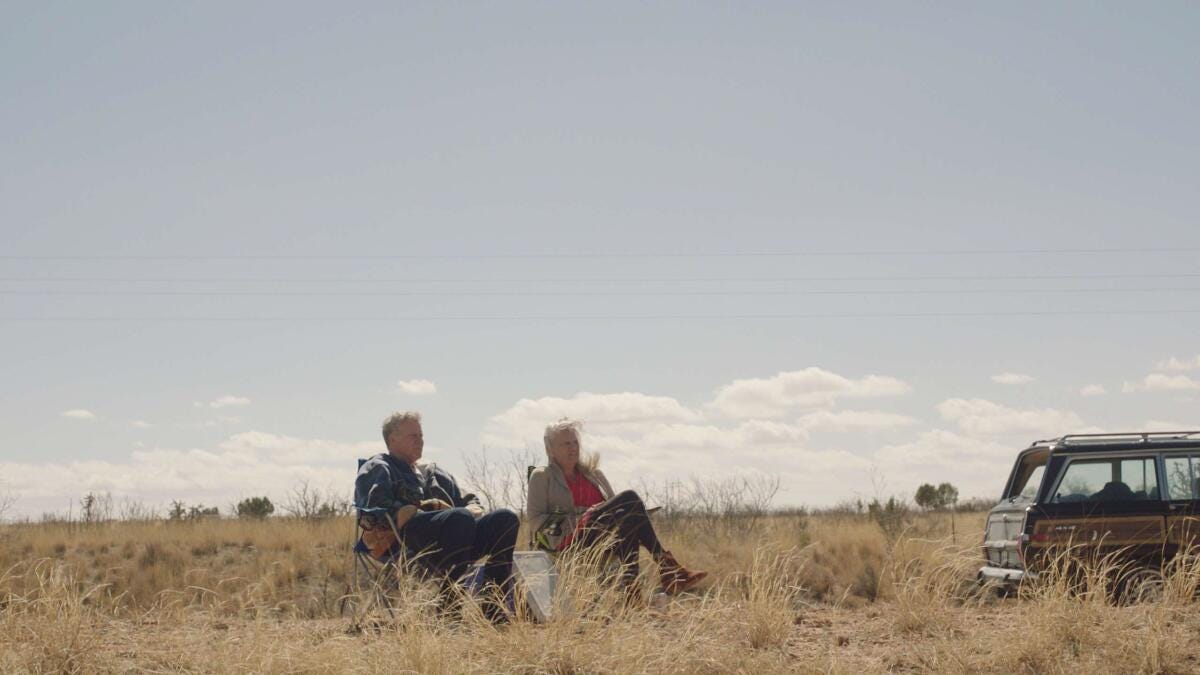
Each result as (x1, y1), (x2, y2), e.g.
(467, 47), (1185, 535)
(2, 247), (1199, 260)
(5, 287), (1200, 297)
(5, 309), (1200, 322)
(3, 273), (1200, 283)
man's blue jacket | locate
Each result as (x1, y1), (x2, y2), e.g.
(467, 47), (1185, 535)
(354, 452), (480, 526)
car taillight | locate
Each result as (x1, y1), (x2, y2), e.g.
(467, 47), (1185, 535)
(1019, 532), (1050, 566)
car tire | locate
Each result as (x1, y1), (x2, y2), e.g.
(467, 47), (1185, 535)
(1115, 567), (1165, 606)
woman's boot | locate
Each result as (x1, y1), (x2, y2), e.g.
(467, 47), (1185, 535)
(657, 550), (707, 595)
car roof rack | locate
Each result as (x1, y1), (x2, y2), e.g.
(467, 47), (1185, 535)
(1057, 431), (1200, 445)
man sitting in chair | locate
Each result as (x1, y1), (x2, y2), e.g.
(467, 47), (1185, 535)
(354, 411), (519, 620)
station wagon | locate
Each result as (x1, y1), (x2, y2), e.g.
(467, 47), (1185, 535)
(981, 431), (1200, 589)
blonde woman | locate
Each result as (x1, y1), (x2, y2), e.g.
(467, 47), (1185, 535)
(526, 419), (706, 595)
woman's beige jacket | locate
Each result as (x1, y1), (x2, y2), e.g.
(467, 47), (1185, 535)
(526, 463), (615, 549)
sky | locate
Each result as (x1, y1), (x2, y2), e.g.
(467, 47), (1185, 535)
(1, 2), (1198, 519)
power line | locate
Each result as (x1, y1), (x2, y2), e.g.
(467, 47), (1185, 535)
(4, 309), (1200, 322)
(4, 287), (1200, 297)
(2, 247), (1199, 260)
(3, 273), (1200, 283)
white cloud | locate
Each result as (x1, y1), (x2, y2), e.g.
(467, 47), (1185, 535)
(796, 409), (918, 432)
(936, 398), (1085, 436)
(27, 355), (1173, 516)
(208, 395), (251, 409)
(1123, 374), (1200, 393)
(1144, 420), (1191, 432)
(214, 431), (379, 465)
(991, 372), (1035, 385)
(1155, 356), (1200, 372)
(199, 416), (242, 428)
(482, 391), (701, 448)
(1079, 384), (1108, 397)
(60, 409), (97, 420)
(577, 421), (870, 501)
(708, 367), (911, 418)
(481, 390), (880, 504)
(397, 379), (437, 395)
(875, 429), (1016, 466)
(638, 420), (812, 453)
(872, 429), (1019, 499)
(0, 431), (384, 518)
(130, 420), (153, 429)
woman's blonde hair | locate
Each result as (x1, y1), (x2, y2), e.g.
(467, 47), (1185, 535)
(543, 417), (599, 473)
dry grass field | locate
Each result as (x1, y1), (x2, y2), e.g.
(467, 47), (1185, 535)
(3, 509), (1200, 674)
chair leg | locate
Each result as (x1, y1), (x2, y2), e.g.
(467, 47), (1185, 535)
(350, 553), (399, 627)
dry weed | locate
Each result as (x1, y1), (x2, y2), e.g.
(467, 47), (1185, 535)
(6, 511), (1200, 673)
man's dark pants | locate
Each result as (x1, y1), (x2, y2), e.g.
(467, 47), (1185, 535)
(403, 507), (520, 595)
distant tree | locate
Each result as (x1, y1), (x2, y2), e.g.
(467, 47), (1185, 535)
(935, 483), (959, 511)
(914, 483), (939, 511)
(168, 501), (187, 521)
(236, 496), (275, 519)
(915, 482), (960, 511)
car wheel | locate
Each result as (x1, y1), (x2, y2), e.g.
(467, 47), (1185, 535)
(1116, 567), (1165, 605)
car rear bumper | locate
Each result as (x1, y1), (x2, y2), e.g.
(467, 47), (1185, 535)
(978, 565), (1028, 585)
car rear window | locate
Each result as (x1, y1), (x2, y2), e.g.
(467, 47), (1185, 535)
(1011, 464), (1044, 501)
(1005, 448), (1049, 501)
(1051, 457), (1159, 503)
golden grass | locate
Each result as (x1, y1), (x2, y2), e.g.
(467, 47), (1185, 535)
(4, 510), (1200, 673)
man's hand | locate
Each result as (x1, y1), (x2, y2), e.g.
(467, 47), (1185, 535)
(419, 498), (452, 512)
(466, 503), (485, 519)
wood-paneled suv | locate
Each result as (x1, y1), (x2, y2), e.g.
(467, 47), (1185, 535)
(981, 431), (1200, 591)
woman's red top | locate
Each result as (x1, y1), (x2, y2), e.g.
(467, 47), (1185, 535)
(566, 471), (605, 509)
(558, 471), (606, 551)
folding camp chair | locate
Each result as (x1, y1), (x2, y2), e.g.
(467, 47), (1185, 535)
(348, 506), (407, 623)
(521, 465), (670, 622)
(348, 459), (486, 626)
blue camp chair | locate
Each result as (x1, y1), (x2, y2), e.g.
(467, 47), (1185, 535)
(349, 459), (485, 624)
(349, 505), (405, 622)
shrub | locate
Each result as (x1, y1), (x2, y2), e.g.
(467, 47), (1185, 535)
(868, 496), (911, 540)
(281, 482), (349, 520)
(236, 497), (275, 519)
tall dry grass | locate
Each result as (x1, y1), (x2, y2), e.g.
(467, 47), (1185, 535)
(0, 516), (352, 618)
(4, 510), (1200, 673)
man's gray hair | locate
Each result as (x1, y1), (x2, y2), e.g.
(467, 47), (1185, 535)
(543, 417), (582, 452)
(382, 411), (422, 442)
